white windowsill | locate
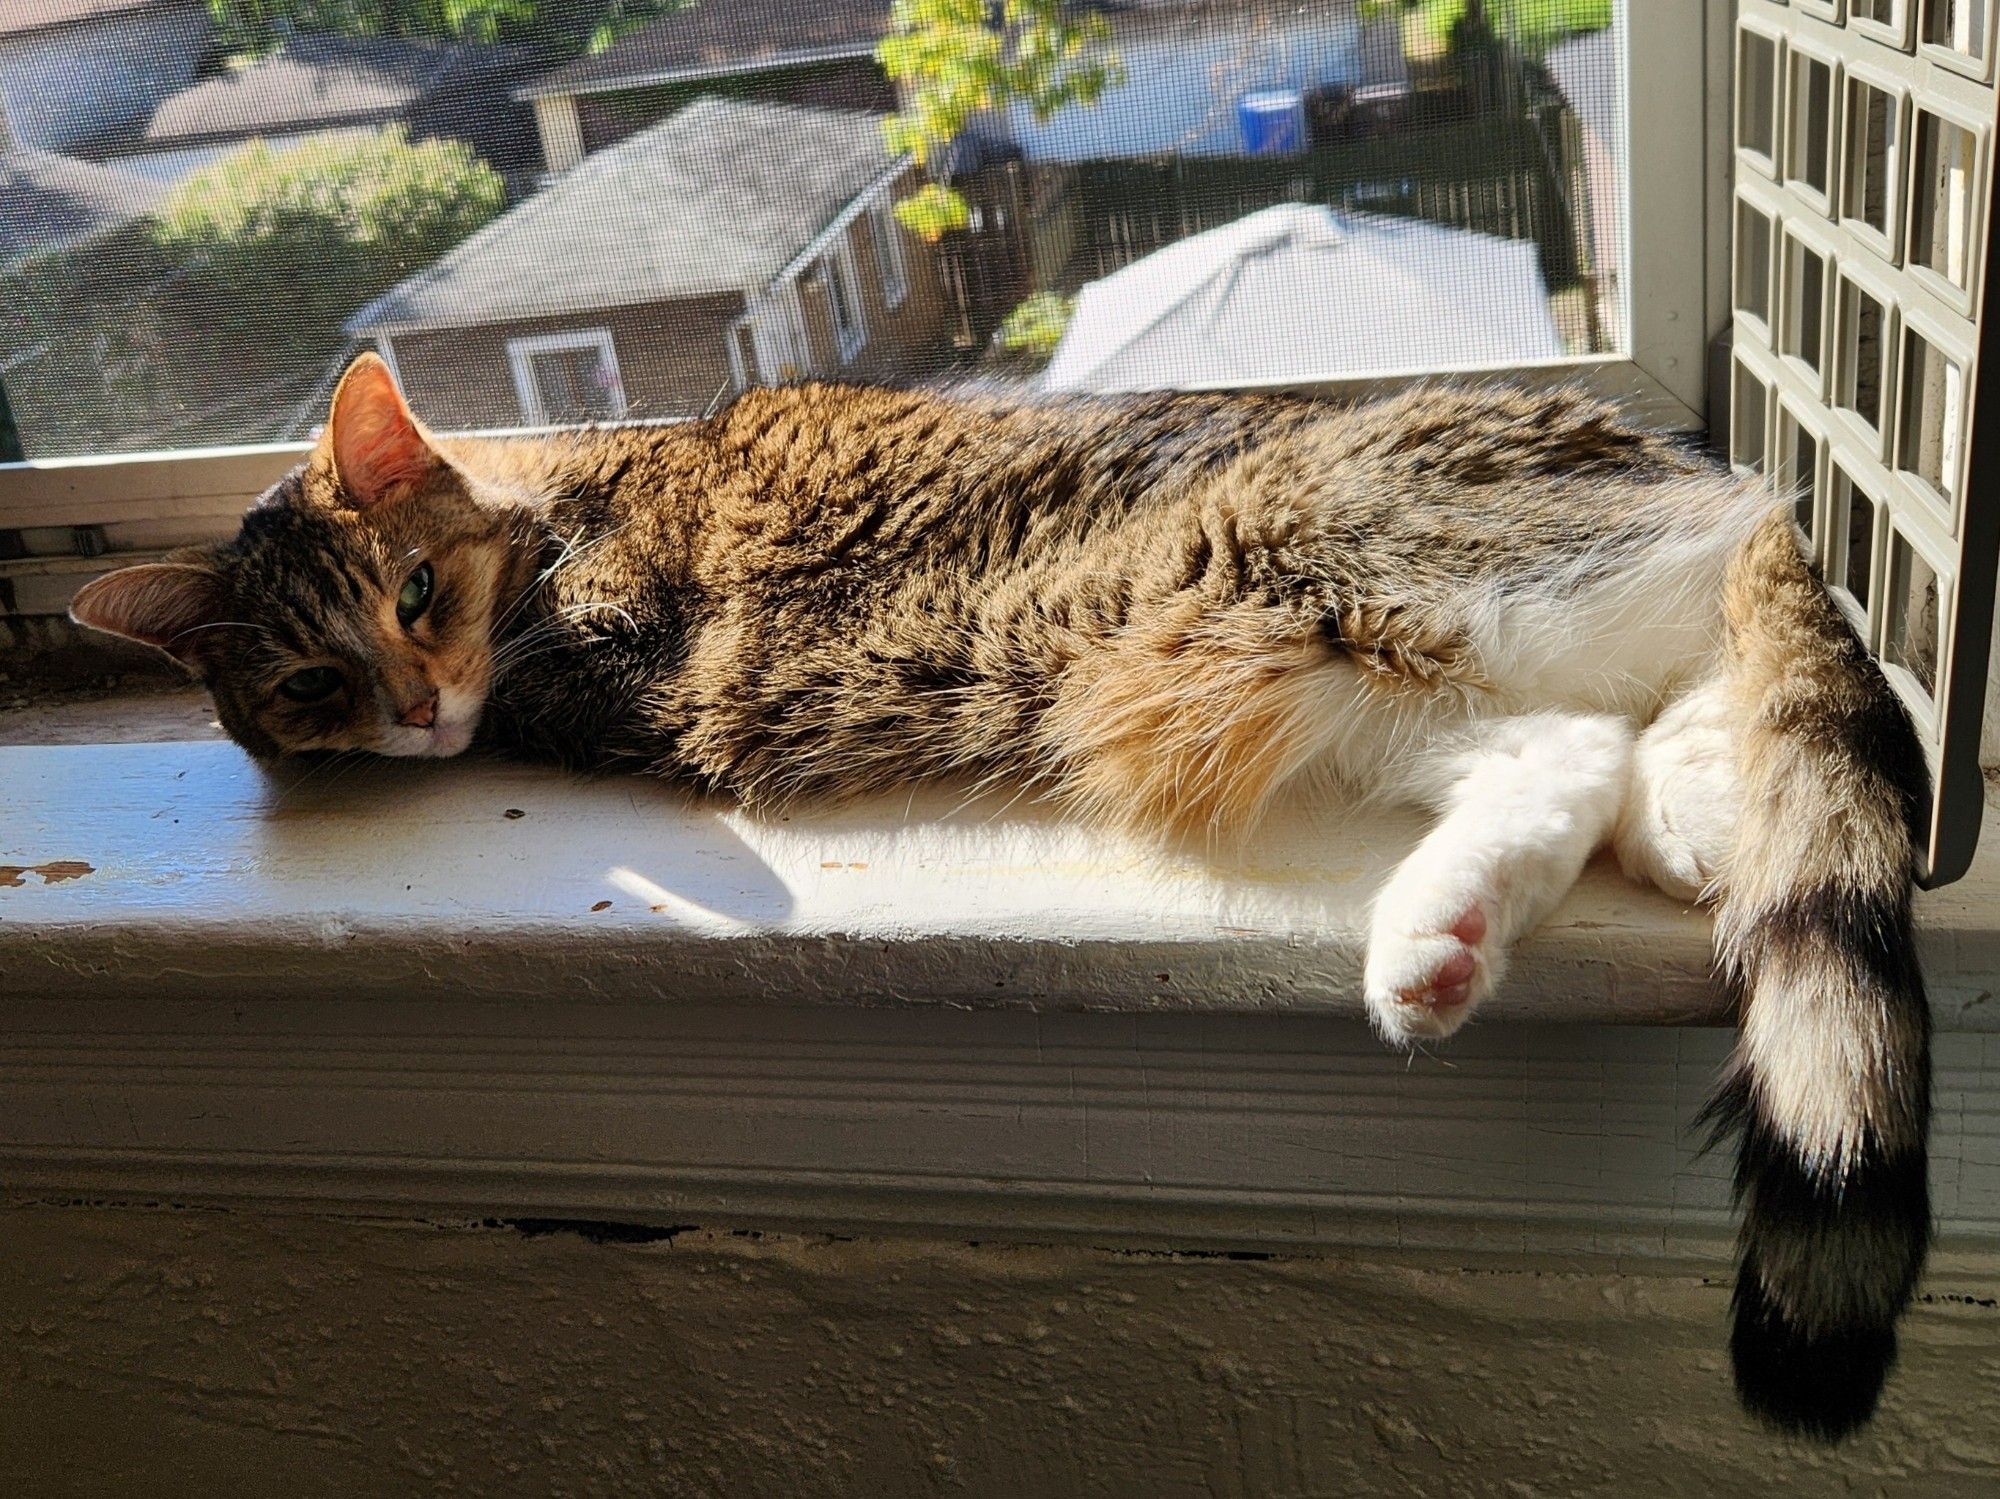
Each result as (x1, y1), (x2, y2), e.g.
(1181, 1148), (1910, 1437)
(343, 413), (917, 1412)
(0, 740), (1728, 1018)
(6, 739), (2000, 1026)
(4, 738), (1998, 1257)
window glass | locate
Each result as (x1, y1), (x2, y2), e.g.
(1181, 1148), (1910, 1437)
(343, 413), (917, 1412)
(1780, 232), (1829, 378)
(1842, 77), (1900, 246)
(0, 0), (1627, 458)
(1911, 109), (1979, 296)
(1834, 273), (1888, 442)
(730, 323), (759, 392)
(1734, 198), (1773, 325)
(1785, 51), (1835, 202)
(1828, 459), (1877, 619)
(1737, 26), (1779, 166)
(1896, 324), (1966, 509)
(871, 203), (909, 309)
(1925, 0), (1991, 64)
(824, 246), (867, 363)
(510, 333), (625, 425)
(1731, 358), (1771, 475)
(1886, 529), (1944, 701)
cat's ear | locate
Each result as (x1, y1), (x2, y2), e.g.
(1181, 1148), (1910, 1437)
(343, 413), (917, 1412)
(320, 353), (436, 511)
(69, 562), (224, 665)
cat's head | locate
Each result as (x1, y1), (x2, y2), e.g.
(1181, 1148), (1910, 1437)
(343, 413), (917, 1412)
(70, 354), (521, 760)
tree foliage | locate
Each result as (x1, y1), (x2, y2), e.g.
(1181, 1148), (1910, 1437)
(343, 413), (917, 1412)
(995, 290), (1072, 362)
(149, 126), (505, 335)
(2, 128), (506, 452)
(1368, 0), (1612, 61)
(877, 0), (1122, 239)
(205, 1), (687, 55)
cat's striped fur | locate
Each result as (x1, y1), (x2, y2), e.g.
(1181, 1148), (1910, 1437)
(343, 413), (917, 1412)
(71, 355), (1933, 1437)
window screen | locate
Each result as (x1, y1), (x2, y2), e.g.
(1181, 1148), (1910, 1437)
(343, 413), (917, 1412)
(1730, 0), (2000, 886)
(0, 1), (1626, 461)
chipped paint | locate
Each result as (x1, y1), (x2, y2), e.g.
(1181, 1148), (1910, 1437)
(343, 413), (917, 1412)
(0, 860), (95, 888)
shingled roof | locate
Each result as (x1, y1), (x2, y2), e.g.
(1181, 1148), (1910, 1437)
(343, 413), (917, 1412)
(0, 1), (186, 37)
(521, 0), (891, 100)
(138, 33), (529, 148)
(0, 149), (162, 266)
(349, 98), (897, 333)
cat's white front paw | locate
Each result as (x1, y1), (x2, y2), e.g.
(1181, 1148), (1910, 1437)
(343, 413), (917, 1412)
(1364, 899), (1494, 1045)
(1360, 712), (1633, 1049)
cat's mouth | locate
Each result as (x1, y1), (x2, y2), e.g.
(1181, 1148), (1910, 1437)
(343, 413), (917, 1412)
(424, 715), (479, 758)
(384, 684), (483, 759)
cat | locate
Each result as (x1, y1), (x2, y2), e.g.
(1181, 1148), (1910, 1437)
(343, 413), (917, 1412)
(72, 353), (1931, 1441)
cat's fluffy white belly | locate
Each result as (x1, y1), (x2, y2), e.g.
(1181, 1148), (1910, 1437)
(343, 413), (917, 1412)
(1315, 546), (1743, 802)
(1469, 554), (1731, 721)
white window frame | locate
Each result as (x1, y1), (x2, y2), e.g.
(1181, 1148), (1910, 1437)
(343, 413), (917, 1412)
(726, 293), (813, 391)
(726, 322), (757, 392)
(821, 239), (868, 365)
(870, 201), (909, 310)
(14, 4), (2000, 1260)
(0, 6), (1722, 642)
(506, 329), (628, 428)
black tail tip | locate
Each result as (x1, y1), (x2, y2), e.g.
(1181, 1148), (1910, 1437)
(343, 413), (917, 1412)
(1732, 1275), (1894, 1442)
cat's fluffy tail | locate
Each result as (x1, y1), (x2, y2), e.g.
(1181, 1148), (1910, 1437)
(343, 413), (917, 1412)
(1705, 512), (1932, 1440)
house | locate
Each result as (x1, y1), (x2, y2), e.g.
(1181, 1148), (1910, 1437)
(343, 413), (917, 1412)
(998, 0), (1406, 163)
(517, 1), (1404, 177)
(86, 32), (542, 191)
(0, 148), (162, 270)
(519, 0), (894, 174)
(1041, 202), (1562, 393)
(347, 98), (949, 431)
(0, 1), (210, 156)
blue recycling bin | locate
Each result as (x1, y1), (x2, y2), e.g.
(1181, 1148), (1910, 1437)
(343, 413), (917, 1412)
(1238, 90), (1306, 155)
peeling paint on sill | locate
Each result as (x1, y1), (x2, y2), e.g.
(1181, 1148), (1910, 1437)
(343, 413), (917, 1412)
(0, 858), (94, 887)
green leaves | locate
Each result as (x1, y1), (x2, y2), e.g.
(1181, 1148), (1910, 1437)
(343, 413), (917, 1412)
(877, 0), (1123, 240)
(1372, 0), (1613, 62)
(892, 182), (973, 239)
(996, 290), (1074, 361)
(149, 126), (505, 333)
(206, 2), (524, 51)
(3, 125), (505, 451)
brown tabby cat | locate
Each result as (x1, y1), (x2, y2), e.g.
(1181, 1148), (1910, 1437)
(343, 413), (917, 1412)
(73, 354), (1931, 1440)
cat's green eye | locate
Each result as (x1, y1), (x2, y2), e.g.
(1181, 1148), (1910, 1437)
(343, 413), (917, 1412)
(396, 562), (434, 627)
(278, 666), (343, 704)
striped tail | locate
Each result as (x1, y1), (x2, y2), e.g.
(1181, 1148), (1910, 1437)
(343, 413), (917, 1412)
(1703, 513), (1933, 1440)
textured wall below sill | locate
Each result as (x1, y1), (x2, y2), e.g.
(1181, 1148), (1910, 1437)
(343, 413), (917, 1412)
(2, 1204), (1998, 1497)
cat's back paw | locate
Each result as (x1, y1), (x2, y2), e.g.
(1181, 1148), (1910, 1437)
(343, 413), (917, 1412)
(1614, 682), (1740, 902)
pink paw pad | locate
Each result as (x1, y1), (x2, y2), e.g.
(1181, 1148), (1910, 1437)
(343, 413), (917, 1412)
(1396, 905), (1487, 1010)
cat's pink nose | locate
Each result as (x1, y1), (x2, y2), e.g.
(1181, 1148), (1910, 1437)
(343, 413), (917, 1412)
(399, 693), (438, 729)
